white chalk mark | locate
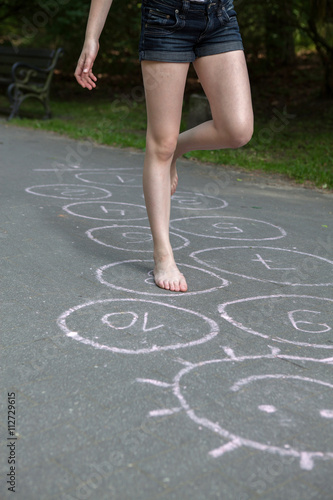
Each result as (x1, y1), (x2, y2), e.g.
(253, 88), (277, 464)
(209, 439), (242, 457)
(57, 298), (220, 354)
(212, 222), (243, 233)
(35, 167), (139, 172)
(98, 208), (126, 216)
(34, 168), (80, 171)
(288, 310), (331, 333)
(25, 184), (112, 200)
(218, 295), (333, 349)
(136, 378), (173, 388)
(149, 407), (182, 417)
(122, 231), (152, 243)
(320, 410), (333, 418)
(323, 358), (333, 364)
(300, 453), (314, 470)
(191, 247), (333, 286)
(144, 270), (154, 283)
(142, 312), (164, 332)
(101, 312), (138, 330)
(221, 347), (237, 359)
(268, 346), (281, 356)
(170, 216), (286, 241)
(62, 201), (147, 221)
(258, 405), (277, 413)
(230, 374), (333, 393)
(174, 358), (195, 367)
(86, 226), (189, 253)
(170, 190), (228, 211)
(143, 355), (333, 470)
(252, 253), (295, 270)
(75, 170), (142, 188)
(96, 260), (229, 297)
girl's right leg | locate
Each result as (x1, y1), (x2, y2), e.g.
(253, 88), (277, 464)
(141, 60), (189, 292)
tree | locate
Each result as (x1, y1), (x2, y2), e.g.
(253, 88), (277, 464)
(305, 0), (333, 96)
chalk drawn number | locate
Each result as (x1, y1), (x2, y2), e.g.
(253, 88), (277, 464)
(102, 311), (163, 332)
(212, 222), (243, 233)
(145, 270), (155, 286)
(100, 206), (126, 216)
(171, 194), (201, 206)
(252, 254), (295, 271)
(288, 310), (331, 334)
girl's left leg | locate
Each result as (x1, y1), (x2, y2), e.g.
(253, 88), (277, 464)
(170, 50), (253, 183)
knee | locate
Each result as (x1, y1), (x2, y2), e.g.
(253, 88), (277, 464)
(147, 136), (178, 163)
(228, 121), (254, 149)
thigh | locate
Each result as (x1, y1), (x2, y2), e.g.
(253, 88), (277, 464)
(193, 50), (253, 132)
(141, 60), (189, 142)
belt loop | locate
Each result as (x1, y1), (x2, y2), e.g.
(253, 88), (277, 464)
(181, 0), (190, 15)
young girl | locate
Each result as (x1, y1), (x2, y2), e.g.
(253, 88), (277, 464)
(75, 0), (253, 293)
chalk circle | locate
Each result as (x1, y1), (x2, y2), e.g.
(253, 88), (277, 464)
(96, 260), (229, 296)
(75, 170), (143, 188)
(218, 295), (333, 349)
(57, 298), (219, 354)
(170, 216), (286, 241)
(169, 191), (228, 211)
(25, 184), (112, 200)
(62, 201), (147, 221)
(86, 225), (190, 253)
(191, 246), (333, 286)
(164, 358), (333, 469)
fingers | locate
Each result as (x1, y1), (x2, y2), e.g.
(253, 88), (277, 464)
(74, 55), (98, 90)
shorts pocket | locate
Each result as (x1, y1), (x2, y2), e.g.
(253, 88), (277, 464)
(144, 5), (183, 36)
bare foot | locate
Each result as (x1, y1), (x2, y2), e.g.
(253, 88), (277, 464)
(170, 161), (178, 196)
(153, 254), (188, 292)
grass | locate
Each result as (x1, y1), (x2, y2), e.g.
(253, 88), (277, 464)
(1, 69), (332, 190)
(186, 106), (333, 189)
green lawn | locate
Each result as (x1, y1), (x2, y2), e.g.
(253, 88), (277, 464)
(1, 93), (332, 190)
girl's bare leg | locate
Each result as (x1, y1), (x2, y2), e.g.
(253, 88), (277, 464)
(141, 60), (189, 292)
(141, 51), (252, 292)
(170, 50), (253, 183)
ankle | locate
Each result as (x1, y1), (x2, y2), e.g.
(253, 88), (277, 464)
(154, 248), (174, 263)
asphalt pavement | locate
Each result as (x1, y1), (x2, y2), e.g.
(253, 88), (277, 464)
(1, 121), (333, 500)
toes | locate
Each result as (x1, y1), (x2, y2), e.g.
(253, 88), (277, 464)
(172, 280), (180, 292)
(153, 270), (187, 293)
(155, 279), (166, 290)
(179, 278), (188, 292)
(163, 280), (170, 290)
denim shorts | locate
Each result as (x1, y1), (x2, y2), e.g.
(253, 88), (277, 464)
(139, 0), (244, 62)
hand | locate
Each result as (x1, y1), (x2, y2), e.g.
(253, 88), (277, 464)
(74, 39), (99, 90)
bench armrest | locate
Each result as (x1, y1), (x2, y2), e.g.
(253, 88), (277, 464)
(12, 62), (47, 84)
(11, 48), (64, 84)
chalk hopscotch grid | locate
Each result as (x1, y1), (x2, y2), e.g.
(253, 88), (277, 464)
(25, 160), (333, 473)
(190, 246), (333, 286)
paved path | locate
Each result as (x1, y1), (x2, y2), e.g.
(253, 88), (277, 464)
(1, 123), (333, 500)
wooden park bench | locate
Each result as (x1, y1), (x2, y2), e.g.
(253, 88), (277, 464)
(0, 46), (63, 120)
